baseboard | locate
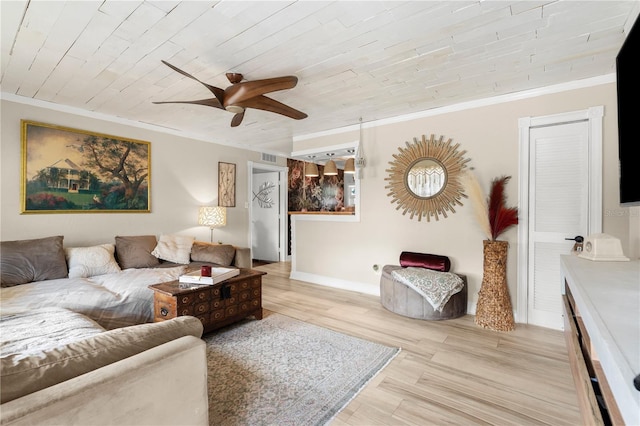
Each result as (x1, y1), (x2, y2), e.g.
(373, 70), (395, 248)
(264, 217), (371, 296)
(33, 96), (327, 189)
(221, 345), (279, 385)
(289, 271), (380, 297)
(288, 271), (484, 313)
(467, 302), (476, 316)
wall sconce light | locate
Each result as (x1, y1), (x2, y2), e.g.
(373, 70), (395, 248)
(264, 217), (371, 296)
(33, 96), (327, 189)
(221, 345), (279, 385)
(324, 153), (338, 176)
(304, 155), (319, 177)
(198, 206), (227, 242)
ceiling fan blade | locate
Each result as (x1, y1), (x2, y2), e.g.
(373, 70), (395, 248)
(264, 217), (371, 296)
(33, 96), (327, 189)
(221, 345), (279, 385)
(160, 60), (225, 105)
(237, 95), (307, 120)
(231, 111), (245, 127)
(224, 76), (298, 105)
(152, 98), (224, 109)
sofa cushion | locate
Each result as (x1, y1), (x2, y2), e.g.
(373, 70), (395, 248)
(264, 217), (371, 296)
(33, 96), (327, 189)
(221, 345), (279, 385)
(399, 251), (451, 272)
(151, 234), (195, 265)
(0, 236), (68, 287)
(0, 315), (204, 403)
(0, 308), (105, 359)
(65, 244), (121, 278)
(114, 235), (160, 269)
(190, 242), (235, 266)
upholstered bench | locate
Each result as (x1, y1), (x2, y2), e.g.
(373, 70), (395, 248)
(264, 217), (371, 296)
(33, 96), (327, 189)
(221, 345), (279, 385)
(380, 257), (467, 321)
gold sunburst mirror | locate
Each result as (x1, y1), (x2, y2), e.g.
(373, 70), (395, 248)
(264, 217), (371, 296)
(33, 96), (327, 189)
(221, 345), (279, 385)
(385, 134), (469, 221)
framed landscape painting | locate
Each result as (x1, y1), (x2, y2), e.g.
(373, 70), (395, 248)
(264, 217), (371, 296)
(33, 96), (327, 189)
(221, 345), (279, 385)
(21, 120), (151, 213)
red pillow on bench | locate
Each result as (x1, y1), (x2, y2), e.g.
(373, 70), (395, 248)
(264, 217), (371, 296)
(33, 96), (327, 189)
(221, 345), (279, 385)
(399, 251), (451, 272)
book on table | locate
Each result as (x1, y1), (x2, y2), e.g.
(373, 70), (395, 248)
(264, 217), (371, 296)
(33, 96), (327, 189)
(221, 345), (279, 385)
(179, 267), (239, 285)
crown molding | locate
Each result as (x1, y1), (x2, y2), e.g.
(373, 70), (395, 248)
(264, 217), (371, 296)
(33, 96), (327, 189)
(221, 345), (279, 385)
(0, 92), (288, 157)
(3, 72), (616, 155)
(293, 73), (616, 142)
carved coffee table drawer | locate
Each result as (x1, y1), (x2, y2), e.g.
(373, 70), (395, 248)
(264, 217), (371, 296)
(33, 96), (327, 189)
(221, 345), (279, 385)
(211, 309), (225, 322)
(193, 289), (211, 302)
(178, 305), (194, 316)
(149, 268), (266, 333)
(194, 301), (209, 315)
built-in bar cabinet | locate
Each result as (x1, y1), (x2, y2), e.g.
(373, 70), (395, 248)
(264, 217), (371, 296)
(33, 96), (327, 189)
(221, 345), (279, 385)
(560, 255), (639, 425)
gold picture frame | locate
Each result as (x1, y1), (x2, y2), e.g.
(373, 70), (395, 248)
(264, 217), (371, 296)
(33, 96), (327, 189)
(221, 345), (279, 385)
(21, 120), (151, 213)
(218, 162), (236, 207)
(385, 134), (469, 221)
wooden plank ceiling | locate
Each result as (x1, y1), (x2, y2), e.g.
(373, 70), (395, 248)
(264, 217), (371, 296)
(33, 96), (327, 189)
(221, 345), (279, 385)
(1, 1), (638, 155)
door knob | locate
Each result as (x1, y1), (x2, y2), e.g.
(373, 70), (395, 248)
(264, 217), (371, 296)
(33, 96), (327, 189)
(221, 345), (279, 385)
(565, 236), (584, 253)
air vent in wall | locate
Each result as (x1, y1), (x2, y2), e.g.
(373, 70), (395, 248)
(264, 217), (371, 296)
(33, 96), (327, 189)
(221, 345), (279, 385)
(261, 153), (277, 163)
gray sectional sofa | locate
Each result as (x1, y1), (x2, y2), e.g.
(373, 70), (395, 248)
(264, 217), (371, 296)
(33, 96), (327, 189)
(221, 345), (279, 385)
(0, 234), (251, 425)
(1, 311), (208, 425)
(1, 234), (250, 329)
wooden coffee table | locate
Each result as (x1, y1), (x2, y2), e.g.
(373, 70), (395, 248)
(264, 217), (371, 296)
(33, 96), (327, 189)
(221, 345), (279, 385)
(149, 268), (266, 334)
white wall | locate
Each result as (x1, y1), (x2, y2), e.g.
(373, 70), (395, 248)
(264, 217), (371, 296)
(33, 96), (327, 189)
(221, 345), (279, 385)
(291, 82), (633, 314)
(0, 98), (285, 247)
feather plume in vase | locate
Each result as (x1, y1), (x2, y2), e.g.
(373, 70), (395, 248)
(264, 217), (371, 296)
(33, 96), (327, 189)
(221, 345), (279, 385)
(461, 171), (491, 240)
(487, 176), (518, 240)
(463, 172), (518, 241)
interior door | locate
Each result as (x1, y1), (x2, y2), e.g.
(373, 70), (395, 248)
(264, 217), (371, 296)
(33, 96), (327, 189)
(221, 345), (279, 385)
(527, 121), (590, 329)
(251, 171), (280, 262)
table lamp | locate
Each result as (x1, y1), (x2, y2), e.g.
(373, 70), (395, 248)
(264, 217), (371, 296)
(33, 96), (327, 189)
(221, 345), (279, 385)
(198, 206), (227, 243)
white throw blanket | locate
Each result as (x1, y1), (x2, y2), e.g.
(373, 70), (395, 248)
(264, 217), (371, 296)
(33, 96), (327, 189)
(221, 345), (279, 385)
(0, 266), (187, 330)
(0, 308), (104, 359)
(391, 267), (464, 312)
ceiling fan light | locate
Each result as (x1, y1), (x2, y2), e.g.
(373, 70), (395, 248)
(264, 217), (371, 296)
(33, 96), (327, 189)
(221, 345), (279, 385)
(305, 162), (319, 177)
(324, 159), (338, 176)
(344, 158), (355, 174)
(225, 105), (245, 114)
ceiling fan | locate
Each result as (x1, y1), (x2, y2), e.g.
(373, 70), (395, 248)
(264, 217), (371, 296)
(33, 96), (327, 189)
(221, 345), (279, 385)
(154, 60), (307, 127)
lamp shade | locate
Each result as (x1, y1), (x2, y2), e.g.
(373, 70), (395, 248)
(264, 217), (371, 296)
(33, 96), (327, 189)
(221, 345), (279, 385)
(344, 158), (355, 174)
(324, 159), (338, 176)
(198, 206), (227, 227)
(304, 162), (319, 177)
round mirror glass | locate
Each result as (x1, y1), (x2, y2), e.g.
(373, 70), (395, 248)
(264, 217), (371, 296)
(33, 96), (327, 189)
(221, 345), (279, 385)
(405, 158), (447, 198)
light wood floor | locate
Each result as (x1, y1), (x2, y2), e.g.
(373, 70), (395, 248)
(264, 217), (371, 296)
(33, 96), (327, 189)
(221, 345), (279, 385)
(254, 261), (582, 426)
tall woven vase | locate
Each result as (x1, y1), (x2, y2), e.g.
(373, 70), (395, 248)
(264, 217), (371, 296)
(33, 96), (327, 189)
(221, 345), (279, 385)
(475, 240), (515, 331)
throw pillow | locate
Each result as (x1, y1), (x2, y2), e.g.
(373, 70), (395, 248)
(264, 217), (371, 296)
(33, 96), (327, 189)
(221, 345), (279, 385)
(65, 244), (121, 279)
(151, 234), (195, 264)
(115, 235), (160, 269)
(190, 242), (236, 266)
(0, 235), (68, 287)
(399, 251), (451, 272)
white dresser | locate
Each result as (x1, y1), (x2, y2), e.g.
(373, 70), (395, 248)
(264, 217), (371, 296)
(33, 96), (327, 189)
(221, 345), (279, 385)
(560, 255), (640, 425)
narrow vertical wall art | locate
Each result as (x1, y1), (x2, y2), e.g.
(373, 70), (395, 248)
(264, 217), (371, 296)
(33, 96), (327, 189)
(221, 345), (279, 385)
(218, 162), (236, 207)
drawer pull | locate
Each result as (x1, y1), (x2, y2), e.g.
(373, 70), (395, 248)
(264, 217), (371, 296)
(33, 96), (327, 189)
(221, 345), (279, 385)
(160, 307), (169, 317)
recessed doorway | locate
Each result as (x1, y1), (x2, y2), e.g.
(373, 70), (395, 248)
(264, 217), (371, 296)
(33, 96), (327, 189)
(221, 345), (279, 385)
(248, 162), (288, 265)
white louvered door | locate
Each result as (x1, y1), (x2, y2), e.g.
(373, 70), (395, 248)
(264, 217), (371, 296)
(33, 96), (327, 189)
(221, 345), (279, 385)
(527, 121), (590, 329)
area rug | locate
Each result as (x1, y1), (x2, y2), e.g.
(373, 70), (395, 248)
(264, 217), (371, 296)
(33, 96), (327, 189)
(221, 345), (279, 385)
(204, 311), (400, 426)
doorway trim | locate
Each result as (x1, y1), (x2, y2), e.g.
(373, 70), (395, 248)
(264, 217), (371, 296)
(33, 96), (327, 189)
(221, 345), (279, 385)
(516, 106), (603, 324)
(247, 161), (288, 262)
